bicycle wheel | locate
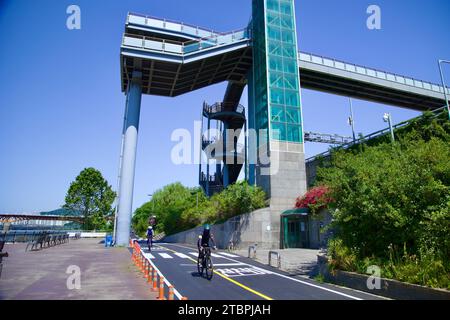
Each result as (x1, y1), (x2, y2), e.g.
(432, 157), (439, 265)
(205, 256), (214, 280)
(197, 256), (204, 275)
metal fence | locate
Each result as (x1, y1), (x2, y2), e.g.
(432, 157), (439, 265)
(0, 230), (69, 243)
(299, 52), (450, 95)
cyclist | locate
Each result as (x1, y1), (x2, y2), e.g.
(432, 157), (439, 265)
(146, 226), (154, 251)
(197, 224), (217, 260)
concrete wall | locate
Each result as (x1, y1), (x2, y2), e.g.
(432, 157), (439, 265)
(318, 255), (450, 300)
(163, 207), (281, 250)
(308, 210), (333, 249)
(252, 141), (309, 249)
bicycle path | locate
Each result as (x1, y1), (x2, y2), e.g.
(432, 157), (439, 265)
(140, 241), (386, 300)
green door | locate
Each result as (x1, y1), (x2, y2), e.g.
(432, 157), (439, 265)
(285, 216), (310, 248)
(287, 219), (300, 248)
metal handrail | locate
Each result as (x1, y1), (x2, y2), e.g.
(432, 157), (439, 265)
(0, 230), (69, 244)
(268, 251), (281, 269)
(203, 102), (246, 115)
(128, 12), (220, 36)
(123, 32), (184, 45)
(199, 172), (222, 185)
(306, 105), (448, 163)
(122, 27), (250, 55)
(203, 134), (245, 152)
(299, 51), (450, 95)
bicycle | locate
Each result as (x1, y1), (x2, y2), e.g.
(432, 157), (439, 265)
(146, 237), (153, 252)
(197, 246), (214, 280)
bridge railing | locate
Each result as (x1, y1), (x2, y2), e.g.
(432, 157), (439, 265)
(122, 27), (250, 56)
(127, 12), (219, 39)
(299, 52), (450, 95)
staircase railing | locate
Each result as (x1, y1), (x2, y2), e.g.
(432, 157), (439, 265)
(203, 102), (245, 115)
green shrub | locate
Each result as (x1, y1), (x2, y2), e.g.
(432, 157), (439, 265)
(132, 181), (267, 237)
(319, 113), (450, 289)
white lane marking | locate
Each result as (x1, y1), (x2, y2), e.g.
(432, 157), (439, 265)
(142, 254), (183, 300)
(188, 251), (235, 261)
(174, 252), (190, 259)
(178, 263), (245, 267)
(143, 253), (155, 259)
(158, 253), (173, 259)
(161, 243), (364, 300)
(216, 267), (270, 277)
(250, 266), (363, 300)
(217, 252), (239, 258)
(169, 244), (249, 264)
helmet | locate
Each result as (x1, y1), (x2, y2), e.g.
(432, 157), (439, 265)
(198, 235), (202, 239)
(148, 226), (153, 230)
(204, 224), (210, 230)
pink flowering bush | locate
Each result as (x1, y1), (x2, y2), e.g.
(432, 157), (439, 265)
(295, 185), (333, 213)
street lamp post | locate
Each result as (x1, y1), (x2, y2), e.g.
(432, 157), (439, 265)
(383, 113), (395, 143)
(348, 98), (356, 143)
(147, 194), (154, 211)
(438, 59), (450, 121)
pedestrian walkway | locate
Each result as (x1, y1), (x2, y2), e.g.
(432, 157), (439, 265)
(234, 248), (320, 277)
(0, 239), (158, 300)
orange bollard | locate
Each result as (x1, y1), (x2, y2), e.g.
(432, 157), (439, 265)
(144, 260), (149, 279)
(168, 286), (174, 300)
(147, 265), (153, 285)
(152, 270), (158, 292)
(158, 276), (165, 300)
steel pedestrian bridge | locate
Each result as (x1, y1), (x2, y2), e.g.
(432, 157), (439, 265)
(121, 13), (449, 111)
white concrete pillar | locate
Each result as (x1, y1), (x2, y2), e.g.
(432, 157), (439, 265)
(116, 71), (142, 246)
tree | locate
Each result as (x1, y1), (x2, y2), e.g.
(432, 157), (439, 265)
(64, 168), (116, 231)
(131, 181), (267, 237)
(317, 137), (450, 260)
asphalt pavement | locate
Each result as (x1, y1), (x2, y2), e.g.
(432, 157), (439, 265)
(139, 241), (386, 300)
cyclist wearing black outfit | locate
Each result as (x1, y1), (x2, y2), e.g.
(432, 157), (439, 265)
(197, 224), (216, 259)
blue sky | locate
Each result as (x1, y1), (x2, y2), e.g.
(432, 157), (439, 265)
(0, 0), (449, 213)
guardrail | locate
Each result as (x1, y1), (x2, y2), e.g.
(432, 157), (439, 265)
(306, 105), (448, 163)
(0, 230), (68, 244)
(268, 251), (281, 269)
(0, 241), (8, 279)
(130, 240), (187, 300)
(128, 12), (220, 38)
(203, 102), (246, 116)
(122, 27), (250, 56)
(299, 52), (450, 95)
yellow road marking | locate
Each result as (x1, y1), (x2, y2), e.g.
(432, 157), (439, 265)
(156, 244), (274, 301)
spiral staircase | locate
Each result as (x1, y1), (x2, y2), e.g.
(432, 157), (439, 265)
(199, 99), (247, 197)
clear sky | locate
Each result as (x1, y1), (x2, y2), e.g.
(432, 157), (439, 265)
(0, 0), (449, 213)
